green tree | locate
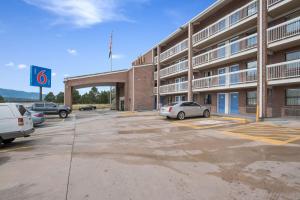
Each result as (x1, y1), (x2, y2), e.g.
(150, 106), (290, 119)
(88, 87), (99, 103)
(44, 92), (56, 102)
(56, 92), (64, 104)
(0, 95), (5, 103)
(72, 89), (81, 104)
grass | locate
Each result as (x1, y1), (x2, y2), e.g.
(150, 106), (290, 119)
(72, 104), (111, 110)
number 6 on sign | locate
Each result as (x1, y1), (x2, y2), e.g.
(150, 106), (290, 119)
(30, 65), (51, 88)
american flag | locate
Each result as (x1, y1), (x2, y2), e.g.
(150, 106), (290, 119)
(108, 32), (113, 59)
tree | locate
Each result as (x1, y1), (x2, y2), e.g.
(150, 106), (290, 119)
(88, 87), (99, 103)
(56, 92), (64, 104)
(0, 95), (5, 103)
(72, 89), (81, 104)
(44, 92), (56, 102)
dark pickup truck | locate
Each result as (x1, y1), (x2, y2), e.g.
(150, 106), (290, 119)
(31, 102), (72, 118)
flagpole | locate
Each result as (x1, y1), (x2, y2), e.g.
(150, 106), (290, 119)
(109, 31), (113, 106)
(110, 54), (112, 105)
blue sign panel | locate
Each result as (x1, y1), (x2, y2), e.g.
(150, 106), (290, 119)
(30, 65), (51, 88)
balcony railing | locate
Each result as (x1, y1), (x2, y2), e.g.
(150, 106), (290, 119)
(268, 16), (300, 44)
(160, 60), (189, 78)
(160, 39), (188, 62)
(267, 59), (300, 81)
(154, 56), (158, 64)
(193, 34), (257, 69)
(160, 81), (188, 94)
(268, 0), (284, 7)
(192, 0), (257, 46)
(193, 68), (257, 91)
(154, 71), (158, 80)
(153, 87), (158, 94)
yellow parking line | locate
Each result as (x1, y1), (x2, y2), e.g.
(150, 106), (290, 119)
(282, 135), (300, 144)
(0, 146), (32, 153)
(222, 131), (286, 145)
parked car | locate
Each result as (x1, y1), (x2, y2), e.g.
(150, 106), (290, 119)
(30, 102), (71, 118)
(79, 105), (97, 111)
(0, 103), (34, 144)
(26, 109), (45, 126)
(160, 101), (210, 120)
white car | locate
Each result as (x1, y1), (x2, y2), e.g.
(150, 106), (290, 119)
(160, 101), (211, 120)
(0, 103), (34, 144)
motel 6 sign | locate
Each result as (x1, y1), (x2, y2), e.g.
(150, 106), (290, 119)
(30, 65), (52, 88)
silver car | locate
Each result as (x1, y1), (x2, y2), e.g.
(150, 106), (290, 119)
(160, 101), (210, 120)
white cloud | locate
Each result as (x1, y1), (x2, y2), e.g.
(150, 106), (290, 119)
(23, 0), (148, 27)
(18, 64), (27, 69)
(67, 49), (77, 55)
(112, 54), (124, 59)
(52, 72), (57, 76)
(5, 62), (15, 67)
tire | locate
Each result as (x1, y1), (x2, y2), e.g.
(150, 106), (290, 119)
(59, 110), (68, 118)
(203, 110), (210, 118)
(177, 112), (185, 120)
(2, 138), (15, 144)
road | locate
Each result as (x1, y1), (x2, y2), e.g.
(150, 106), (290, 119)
(1, 110), (300, 200)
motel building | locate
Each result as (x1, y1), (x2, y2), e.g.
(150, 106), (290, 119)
(64, 0), (300, 119)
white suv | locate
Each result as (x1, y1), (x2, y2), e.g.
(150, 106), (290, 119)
(0, 103), (34, 144)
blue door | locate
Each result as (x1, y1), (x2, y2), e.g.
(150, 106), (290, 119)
(218, 93), (226, 114)
(230, 93), (239, 114)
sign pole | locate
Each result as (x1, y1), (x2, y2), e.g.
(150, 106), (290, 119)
(39, 86), (43, 101)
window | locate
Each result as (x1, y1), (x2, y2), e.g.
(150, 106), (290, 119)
(175, 96), (185, 103)
(286, 20), (300, 34)
(217, 42), (226, 59)
(230, 12), (240, 25)
(286, 51), (300, 61)
(204, 94), (212, 105)
(246, 61), (257, 81)
(247, 35), (257, 48)
(247, 2), (257, 16)
(247, 91), (257, 106)
(181, 102), (193, 107)
(218, 19), (226, 31)
(286, 89), (300, 106)
(230, 37), (239, 55)
(17, 105), (27, 116)
(35, 103), (44, 108)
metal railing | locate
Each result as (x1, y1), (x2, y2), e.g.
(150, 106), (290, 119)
(268, 16), (300, 43)
(193, 68), (257, 90)
(192, 0), (257, 46)
(160, 39), (188, 62)
(268, 0), (284, 7)
(160, 81), (188, 94)
(193, 34), (257, 69)
(154, 56), (158, 64)
(267, 59), (300, 81)
(153, 87), (158, 94)
(160, 60), (189, 78)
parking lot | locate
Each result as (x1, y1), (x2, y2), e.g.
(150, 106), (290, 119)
(1, 110), (300, 200)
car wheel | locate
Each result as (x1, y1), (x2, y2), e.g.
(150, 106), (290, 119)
(59, 111), (68, 118)
(203, 110), (210, 118)
(177, 112), (185, 120)
(2, 138), (15, 144)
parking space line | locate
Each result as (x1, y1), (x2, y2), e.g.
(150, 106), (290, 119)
(0, 146), (33, 153)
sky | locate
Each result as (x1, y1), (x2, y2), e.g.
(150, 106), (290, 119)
(0, 0), (215, 95)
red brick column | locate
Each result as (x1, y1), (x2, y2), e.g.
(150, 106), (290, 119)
(188, 23), (194, 101)
(156, 45), (161, 109)
(257, 0), (268, 121)
(64, 83), (72, 107)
